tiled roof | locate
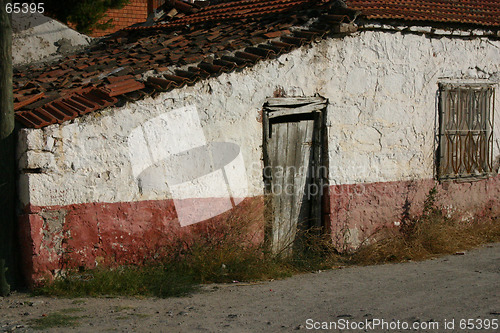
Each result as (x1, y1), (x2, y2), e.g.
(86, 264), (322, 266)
(129, 0), (332, 30)
(14, 0), (499, 129)
(347, 0), (500, 27)
(14, 0), (356, 129)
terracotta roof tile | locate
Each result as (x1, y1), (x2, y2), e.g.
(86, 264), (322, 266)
(14, 0), (497, 129)
(14, 92), (45, 111)
(14, 0), (345, 128)
(347, 0), (500, 27)
(16, 88), (117, 128)
(103, 79), (146, 96)
(126, 0), (327, 30)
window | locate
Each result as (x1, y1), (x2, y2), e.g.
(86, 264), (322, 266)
(438, 83), (495, 180)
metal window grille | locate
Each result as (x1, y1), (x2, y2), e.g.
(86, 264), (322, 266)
(438, 83), (495, 180)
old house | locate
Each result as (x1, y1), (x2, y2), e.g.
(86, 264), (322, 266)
(13, 0), (500, 286)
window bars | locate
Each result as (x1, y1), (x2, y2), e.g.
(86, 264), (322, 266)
(438, 83), (495, 180)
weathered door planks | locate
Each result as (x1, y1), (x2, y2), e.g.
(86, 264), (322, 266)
(263, 97), (326, 255)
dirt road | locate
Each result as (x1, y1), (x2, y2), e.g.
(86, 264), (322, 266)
(1, 243), (499, 332)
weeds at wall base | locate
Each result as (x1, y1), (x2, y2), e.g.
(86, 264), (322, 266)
(350, 215), (500, 265)
(34, 192), (500, 298)
(350, 187), (500, 265)
(34, 216), (500, 298)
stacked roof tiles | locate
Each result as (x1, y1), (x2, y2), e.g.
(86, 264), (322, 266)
(347, 0), (500, 27)
(13, 0), (500, 129)
(14, 0), (357, 129)
(130, 0), (337, 29)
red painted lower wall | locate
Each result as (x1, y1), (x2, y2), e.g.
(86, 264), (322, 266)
(324, 175), (500, 249)
(19, 197), (265, 287)
(18, 175), (499, 287)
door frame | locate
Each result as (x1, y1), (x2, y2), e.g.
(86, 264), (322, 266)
(262, 96), (328, 255)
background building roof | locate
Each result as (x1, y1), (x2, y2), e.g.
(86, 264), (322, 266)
(347, 0), (500, 27)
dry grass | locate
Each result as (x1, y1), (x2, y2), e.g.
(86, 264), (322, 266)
(36, 198), (292, 297)
(351, 215), (500, 265)
(351, 216), (500, 265)
(35, 191), (500, 298)
(350, 189), (500, 265)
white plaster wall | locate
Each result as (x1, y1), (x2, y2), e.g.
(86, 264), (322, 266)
(324, 32), (500, 185)
(18, 30), (500, 207)
(12, 12), (91, 66)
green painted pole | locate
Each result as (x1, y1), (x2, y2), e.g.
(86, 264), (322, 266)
(0, 0), (15, 296)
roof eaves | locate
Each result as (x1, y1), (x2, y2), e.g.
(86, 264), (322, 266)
(14, 1), (359, 129)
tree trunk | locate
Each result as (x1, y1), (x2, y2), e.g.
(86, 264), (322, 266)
(0, 0), (16, 296)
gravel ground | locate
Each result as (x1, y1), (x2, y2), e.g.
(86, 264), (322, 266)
(1, 243), (499, 332)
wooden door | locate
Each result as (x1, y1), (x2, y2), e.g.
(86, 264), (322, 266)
(263, 97), (327, 256)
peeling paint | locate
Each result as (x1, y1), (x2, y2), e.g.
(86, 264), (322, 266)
(326, 176), (500, 249)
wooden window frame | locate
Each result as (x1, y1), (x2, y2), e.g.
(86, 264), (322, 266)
(437, 83), (495, 180)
